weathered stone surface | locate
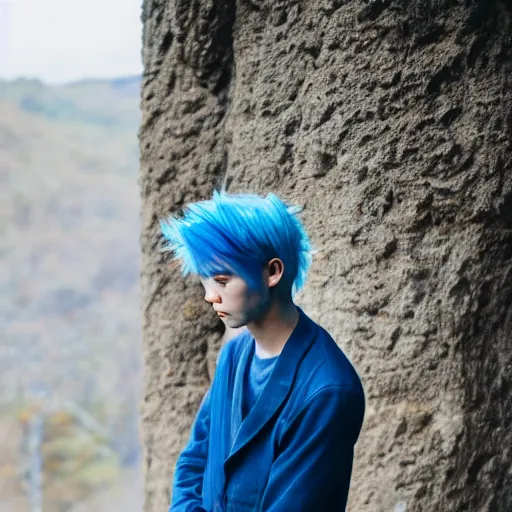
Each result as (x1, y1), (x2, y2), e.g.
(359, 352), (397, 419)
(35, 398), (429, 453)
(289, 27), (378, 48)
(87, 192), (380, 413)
(139, 1), (512, 510)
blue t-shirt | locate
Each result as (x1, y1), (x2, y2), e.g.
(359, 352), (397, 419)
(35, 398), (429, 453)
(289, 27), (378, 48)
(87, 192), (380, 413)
(242, 351), (278, 418)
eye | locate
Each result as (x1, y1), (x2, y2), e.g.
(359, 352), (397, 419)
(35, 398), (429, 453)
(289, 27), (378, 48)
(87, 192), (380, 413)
(214, 277), (229, 287)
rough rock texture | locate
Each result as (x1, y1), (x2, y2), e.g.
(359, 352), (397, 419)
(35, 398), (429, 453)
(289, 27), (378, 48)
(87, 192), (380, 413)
(139, 1), (512, 510)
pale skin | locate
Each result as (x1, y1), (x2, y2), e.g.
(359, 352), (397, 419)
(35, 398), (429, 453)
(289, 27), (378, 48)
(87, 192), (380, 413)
(200, 258), (299, 359)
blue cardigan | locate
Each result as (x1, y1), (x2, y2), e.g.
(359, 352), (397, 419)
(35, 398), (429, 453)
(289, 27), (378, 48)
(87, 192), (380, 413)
(170, 307), (365, 511)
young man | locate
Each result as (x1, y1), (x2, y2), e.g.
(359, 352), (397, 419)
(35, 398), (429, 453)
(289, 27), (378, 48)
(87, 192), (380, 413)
(161, 191), (365, 512)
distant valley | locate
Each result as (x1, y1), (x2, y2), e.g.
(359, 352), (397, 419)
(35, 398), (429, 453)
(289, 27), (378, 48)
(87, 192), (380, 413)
(0, 76), (143, 511)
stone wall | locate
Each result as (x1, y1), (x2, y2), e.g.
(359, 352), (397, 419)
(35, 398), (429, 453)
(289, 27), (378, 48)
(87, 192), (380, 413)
(139, 1), (512, 510)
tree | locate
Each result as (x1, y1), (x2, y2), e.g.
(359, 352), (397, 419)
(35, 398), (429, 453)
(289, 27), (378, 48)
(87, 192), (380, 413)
(139, 1), (512, 510)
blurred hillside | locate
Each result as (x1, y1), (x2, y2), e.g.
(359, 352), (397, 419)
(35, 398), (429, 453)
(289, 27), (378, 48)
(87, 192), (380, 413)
(0, 76), (143, 511)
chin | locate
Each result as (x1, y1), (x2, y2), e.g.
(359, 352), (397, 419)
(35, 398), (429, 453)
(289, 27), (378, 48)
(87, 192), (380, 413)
(225, 320), (246, 329)
(223, 316), (248, 329)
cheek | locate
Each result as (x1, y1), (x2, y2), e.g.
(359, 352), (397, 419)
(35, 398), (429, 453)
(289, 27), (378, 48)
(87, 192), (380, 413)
(226, 288), (256, 310)
(225, 278), (266, 311)
(243, 289), (267, 311)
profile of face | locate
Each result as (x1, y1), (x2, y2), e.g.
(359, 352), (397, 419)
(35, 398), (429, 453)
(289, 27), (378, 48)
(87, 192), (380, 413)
(200, 273), (269, 328)
(200, 259), (284, 328)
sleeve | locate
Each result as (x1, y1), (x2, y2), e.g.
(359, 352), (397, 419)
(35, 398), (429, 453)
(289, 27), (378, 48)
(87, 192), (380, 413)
(169, 389), (211, 512)
(260, 385), (365, 512)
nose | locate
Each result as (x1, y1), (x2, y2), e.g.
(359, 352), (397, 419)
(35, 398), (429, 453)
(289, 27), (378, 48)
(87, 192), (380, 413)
(204, 287), (221, 304)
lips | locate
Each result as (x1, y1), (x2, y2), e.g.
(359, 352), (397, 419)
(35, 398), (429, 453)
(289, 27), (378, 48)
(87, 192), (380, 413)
(216, 311), (228, 316)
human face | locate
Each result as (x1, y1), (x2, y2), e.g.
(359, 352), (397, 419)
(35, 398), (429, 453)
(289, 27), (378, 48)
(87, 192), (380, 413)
(200, 273), (270, 328)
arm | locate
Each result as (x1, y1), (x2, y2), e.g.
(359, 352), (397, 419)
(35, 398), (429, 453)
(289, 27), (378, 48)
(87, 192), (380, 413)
(169, 389), (211, 512)
(261, 385), (364, 512)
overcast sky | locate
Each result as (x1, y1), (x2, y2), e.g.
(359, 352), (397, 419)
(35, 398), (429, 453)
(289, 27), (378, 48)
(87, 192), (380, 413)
(0, 0), (143, 84)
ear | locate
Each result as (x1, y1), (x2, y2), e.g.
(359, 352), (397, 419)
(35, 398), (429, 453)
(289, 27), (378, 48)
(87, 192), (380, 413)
(267, 258), (285, 288)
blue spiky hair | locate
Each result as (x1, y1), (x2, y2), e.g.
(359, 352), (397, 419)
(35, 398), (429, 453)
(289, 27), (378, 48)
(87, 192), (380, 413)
(160, 190), (314, 297)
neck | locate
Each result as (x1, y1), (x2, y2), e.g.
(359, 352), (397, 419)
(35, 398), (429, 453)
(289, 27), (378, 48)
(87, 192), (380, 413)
(246, 297), (299, 358)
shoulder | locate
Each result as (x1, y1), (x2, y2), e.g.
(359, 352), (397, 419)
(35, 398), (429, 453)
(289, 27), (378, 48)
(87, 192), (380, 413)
(298, 323), (364, 398)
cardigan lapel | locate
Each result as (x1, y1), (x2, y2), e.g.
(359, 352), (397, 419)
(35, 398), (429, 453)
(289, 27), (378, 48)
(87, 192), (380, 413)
(225, 306), (319, 464)
(229, 333), (254, 449)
